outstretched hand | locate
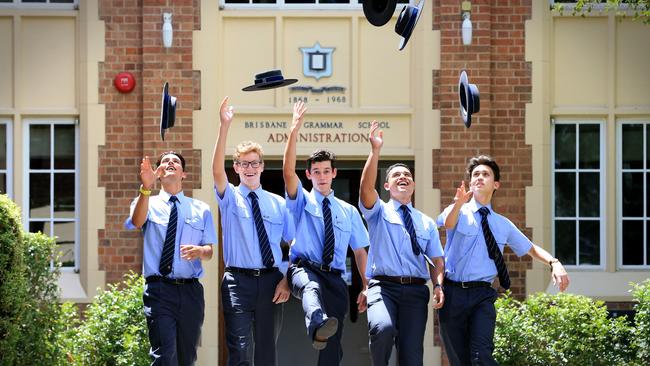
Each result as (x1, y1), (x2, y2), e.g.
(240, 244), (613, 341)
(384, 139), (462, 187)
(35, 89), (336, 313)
(454, 181), (473, 205)
(219, 96), (234, 126)
(291, 100), (307, 132)
(369, 120), (384, 151)
(140, 156), (163, 189)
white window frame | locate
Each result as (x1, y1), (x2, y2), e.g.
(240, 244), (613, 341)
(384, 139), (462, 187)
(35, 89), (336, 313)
(22, 118), (80, 271)
(617, 119), (650, 269)
(220, 0), (411, 10)
(0, 119), (12, 198)
(551, 119), (606, 269)
(0, 0), (77, 10)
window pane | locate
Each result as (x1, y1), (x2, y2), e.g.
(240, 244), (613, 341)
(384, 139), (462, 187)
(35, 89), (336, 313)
(54, 221), (75, 267)
(0, 174), (5, 194)
(555, 220), (576, 265)
(29, 173), (50, 218)
(579, 220), (600, 265)
(0, 124), (6, 170)
(579, 124), (600, 169)
(622, 220), (643, 265)
(555, 172), (575, 217)
(285, 0), (316, 3)
(29, 221), (50, 235)
(225, 0), (248, 3)
(555, 124), (576, 169)
(22, 0), (47, 2)
(30, 125), (50, 169)
(623, 172), (643, 217)
(320, 0), (349, 3)
(579, 173), (599, 217)
(54, 124), (75, 169)
(252, 0), (276, 3)
(622, 124), (644, 170)
(51, 0), (75, 3)
(54, 173), (74, 218)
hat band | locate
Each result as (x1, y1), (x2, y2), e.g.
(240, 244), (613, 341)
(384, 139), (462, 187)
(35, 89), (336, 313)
(255, 75), (284, 85)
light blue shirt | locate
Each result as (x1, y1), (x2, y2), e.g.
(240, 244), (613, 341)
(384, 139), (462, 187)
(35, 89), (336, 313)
(437, 198), (533, 283)
(124, 190), (217, 279)
(287, 181), (369, 272)
(215, 183), (295, 269)
(359, 198), (443, 280)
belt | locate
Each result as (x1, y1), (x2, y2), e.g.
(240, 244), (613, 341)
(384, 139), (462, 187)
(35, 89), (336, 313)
(146, 276), (198, 285)
(444, 278), (491, 289)
(226, 266), (278, 277)
(295, 258), (343, 275)
(373, 275), (427, 285)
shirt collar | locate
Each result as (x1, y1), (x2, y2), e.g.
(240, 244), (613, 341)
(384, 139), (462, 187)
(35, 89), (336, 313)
(159, 188), (185, 203)
(312, 188), (335, 204)
(238, 184), (264, 198)
(389, 198), (413, 211)
(469, 198), (492, 214)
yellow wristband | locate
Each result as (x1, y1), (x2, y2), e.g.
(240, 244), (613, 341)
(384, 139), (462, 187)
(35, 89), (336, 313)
(139, 185), (152, 196)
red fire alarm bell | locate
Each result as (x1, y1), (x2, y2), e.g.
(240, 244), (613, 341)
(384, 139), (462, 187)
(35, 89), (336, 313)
(114, 72), (136, 93)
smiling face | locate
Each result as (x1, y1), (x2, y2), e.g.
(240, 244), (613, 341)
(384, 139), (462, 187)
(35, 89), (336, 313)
(158, 153), (186, 183)
(306, 160), (337, 196)
(234, 151), (264, 190)
(384, 165), (415, 203)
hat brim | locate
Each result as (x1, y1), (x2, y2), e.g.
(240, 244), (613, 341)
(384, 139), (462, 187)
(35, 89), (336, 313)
(160, 82), (169, 140)
(459, 71), (475, 128)
(397, 0), (425, 51)
(242, 78), (298, 92)
(363, 0), (398, 27)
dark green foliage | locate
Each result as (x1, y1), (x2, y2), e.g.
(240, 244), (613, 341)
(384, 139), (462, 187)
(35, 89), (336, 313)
(632, 279), (650, 364)
(495, 292), (638, 365)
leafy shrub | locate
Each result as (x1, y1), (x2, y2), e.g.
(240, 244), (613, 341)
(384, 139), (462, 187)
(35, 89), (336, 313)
(632, 279), (650, 364)
(494, 292), (636, 366)
(66, 272), (149, 366)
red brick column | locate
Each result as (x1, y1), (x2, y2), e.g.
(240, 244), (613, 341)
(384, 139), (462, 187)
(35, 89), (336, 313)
(98, 0), (201, 284)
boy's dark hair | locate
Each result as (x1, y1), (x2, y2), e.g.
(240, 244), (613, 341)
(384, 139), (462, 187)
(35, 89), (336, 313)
(157, 151), (186, 171)
(465, 155), (500, 182)
(306, 149), (336, 171)
(385, 163), (412, 182)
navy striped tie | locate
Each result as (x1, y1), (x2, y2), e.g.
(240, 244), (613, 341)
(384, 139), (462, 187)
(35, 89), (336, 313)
(249, 191), (275, 268)
(399, 205), (421, 255)
(322, 197), (335, 265)
(159, 195), (178, 276)
(478, 206), (511, 289)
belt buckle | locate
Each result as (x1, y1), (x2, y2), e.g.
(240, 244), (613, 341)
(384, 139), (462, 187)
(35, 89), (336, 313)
(461, 281), (469, 289)
(252, 269), (261, 277)
(319, 263), (331, 272)
(400, 277), (410, 284)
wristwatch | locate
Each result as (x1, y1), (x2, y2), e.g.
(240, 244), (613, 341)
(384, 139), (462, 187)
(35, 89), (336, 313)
(549, 258), (560, 268)
(434, 283), (443, 290)
(139, 185), (152, 196)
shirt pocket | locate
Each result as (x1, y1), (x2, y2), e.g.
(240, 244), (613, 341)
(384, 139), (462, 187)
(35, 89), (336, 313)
(333, 217), (352, 246)
(415, 229), (430, 250)
(182, 216), (205, 245)
(263, 213), (284, 243)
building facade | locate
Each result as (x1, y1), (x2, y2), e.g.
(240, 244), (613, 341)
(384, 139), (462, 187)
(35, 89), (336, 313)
(1, 0), (648, 364)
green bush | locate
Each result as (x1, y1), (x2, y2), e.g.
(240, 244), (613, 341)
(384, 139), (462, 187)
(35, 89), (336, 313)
(494, 292), (636, 366)
(66, 272), (149, 366)
(632, 279), (650, 364)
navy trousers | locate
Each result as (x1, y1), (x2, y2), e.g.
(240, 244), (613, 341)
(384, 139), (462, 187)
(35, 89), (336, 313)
(438, 284), (499, 366)
(366, 279), (430, 366)
(288, 264), (349, 366)
(221, 269), (284, 366)
(142, 280), (205, 366)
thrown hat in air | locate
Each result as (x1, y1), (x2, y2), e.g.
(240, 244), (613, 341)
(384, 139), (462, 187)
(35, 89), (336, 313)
(458, 70), (480, 128)
(160, 82), (177, 141)
(242, 69), (298, 92)
(394, 0), (425, 50)
(363, 0), (398, 27)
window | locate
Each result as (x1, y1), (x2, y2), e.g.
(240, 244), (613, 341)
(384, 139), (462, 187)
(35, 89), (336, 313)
(618, 121), (650, 268)
(0, 0), (77, 9)
(222, 0), (408, 9)
(24, 119), (79, 270)
(552, 120), (604, 267)
(0, 120), (11, 198)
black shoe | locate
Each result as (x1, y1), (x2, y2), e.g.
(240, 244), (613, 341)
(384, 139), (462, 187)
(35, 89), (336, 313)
(312, 317), (339, 350)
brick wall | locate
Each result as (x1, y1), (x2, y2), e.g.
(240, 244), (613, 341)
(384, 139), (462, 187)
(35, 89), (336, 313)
(432, 0), (532, 361)
(98, 0), (201, 284)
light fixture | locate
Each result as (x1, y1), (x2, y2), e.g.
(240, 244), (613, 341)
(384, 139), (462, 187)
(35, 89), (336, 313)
(162, 12), (173, 48)
(462, 12), (472, 46)
(461, 0), (472, 46)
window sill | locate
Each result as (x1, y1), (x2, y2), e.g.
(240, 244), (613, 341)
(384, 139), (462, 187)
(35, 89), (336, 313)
(58, 271), (90, 303)
(544, 270), (650, 301)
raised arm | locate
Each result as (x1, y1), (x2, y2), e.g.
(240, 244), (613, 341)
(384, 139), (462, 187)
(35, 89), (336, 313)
(131, 156), (163, 228)
(443, 181), (473, 229)
(212, 96), (234, 195)
(283, 100), (307, 199)
(359, 121), (382, 209)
